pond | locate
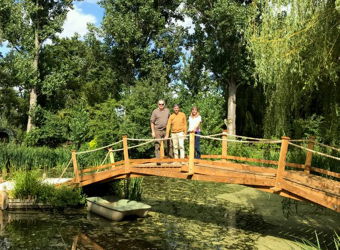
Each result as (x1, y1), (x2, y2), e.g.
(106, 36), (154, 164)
(0, 176), (339, 250)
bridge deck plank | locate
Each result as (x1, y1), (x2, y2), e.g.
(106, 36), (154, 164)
(284, 171), (340, 197)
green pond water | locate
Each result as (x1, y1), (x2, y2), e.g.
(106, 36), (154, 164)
(0, 176), (340, 250)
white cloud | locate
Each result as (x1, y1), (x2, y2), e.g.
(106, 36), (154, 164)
(83, 0), (98, 4)
(173, 3), (194, 34)
(58, 6), (97, 38)
(176, 16), (194, 35)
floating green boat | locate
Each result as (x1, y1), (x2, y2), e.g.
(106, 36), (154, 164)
(86, 197), (151, 221)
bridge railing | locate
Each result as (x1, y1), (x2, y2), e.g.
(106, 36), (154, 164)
(67, 131), (340, 186)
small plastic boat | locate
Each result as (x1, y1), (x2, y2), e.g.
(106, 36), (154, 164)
(86, 197), (151, 221)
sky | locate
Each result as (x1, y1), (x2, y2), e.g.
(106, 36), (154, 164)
(0, 0), (103, 55)
(0, 1), (193, 55)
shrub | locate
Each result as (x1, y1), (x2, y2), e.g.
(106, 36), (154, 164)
(12, 170), (86, 210)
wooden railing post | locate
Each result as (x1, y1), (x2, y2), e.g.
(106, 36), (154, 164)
(222, 130), (228, 161)
(188, 131), (195, 174)
(160, 140), (165, 159)
(122, 135), (130, 172)
(71, 150), (80, 183)
(108, 147), (115, 164)
(272, 136), (290, 192)
(304, 136), (315, 175)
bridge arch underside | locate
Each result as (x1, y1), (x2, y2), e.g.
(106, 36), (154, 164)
(75, 159), (340, 213)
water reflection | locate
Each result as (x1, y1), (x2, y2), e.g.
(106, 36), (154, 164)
(0, 177), (339, 250)
(71, 232), (105, 250)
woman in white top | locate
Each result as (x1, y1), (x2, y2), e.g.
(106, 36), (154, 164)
(188, 106), (202, 159)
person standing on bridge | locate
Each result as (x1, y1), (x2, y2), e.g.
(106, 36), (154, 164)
(188, 106), (202, 159)
(165, 104), (187, 161)
(151, 99), (173, 162)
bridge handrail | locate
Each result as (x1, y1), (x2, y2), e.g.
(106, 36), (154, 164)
(196, 134), (282, 144)
(203, 133), (278, 141)
(290, 139), (340, 153)
(289, 142), (340, 162)
(76, 140), (123, 155)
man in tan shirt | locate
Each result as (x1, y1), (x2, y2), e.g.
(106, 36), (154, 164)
(151, 99), (173, 161)
(165, 104), (187, 159)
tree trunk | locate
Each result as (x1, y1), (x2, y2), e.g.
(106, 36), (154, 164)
(227, 79), (237, 135)
(27, 7), (39, 133)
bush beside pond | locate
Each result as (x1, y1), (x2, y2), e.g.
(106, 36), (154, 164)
(12, 170), (86, 210)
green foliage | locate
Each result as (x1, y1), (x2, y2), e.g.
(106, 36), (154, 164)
(247, 0), (340, 142)
(12, 170), (86, 210)
(40, 185), (86, 210)
(12, 170), (42, 199)
(0, 143), (70, 172)
(110, 178), (144, 201)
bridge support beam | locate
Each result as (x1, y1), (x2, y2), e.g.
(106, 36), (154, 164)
(222, 130), (228, 161)
(160, 141), (165, 159)
(272, 136), (290, 192)
(304, 136), (315, 175)
(188, 131), (195, 174)
(122, 135), (130, 173)
(108, 147), (115, 164)
(72, 150), (80, 184)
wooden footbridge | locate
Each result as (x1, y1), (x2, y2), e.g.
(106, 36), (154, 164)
(65, 131), (340, 213)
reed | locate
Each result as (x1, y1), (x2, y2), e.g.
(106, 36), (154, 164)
(110, 178), (144, 201)
(12, 170), (86, 210)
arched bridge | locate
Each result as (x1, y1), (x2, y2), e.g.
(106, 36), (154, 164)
(63, 131), (340, 213)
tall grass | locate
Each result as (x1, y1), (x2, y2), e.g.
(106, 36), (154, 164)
(12, 170), (86, 210)
(0, 143), (70, 171)
(110, 178), (144, 201)
(296, 231), (340, 250)
(0, 143), (110, 175)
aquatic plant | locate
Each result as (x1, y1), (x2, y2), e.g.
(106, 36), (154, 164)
(110, 178), (144, 201)
(295, 231), (340, 250)
(12, 170), (86, 210)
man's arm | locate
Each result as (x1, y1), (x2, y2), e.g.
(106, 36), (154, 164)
(183, 114), (187, 135)
(151, 122), (156, 138)
(165, 117), (171, 138)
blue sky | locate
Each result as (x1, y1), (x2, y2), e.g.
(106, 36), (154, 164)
(0, 0), (104, 55)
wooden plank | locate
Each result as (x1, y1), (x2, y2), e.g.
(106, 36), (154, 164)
(191, 174), (275, 186)
(160, 140), (164, 159)
(282, 181), (340, 212)
(80, 167), (126, 182)
(201, 155), (306, 171)
(80, 160), (125, 174)
(222, 130), (228, 161)
(310, 167), (340, 179)
(131, 168), (190, 179)
(123, 135), (130, 172)
(108, 147), (115, 164)
(188, 132), (195, 174)
(130, 158), (188, 165)
(80, 167), (127, 186)
(194, 164), (275, 177)
(71, 235), (79, 250)
(245, 186), (307, 202)
(79, 233), (105, 250)
(132, 163), (182, 168)
(304, 136), (315, 174)
(195, 159), (278, 174)
(71, 150), (80, 183)
(283, 171), (340, 194)
(285, 162), (307, 170)
(201, 155), (279, 165)
(274, 137), (290, 191)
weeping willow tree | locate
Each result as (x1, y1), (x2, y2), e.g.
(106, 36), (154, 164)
(247, 0), (340, 143)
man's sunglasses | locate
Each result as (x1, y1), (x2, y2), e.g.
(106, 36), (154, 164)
(158, 103), (165, 106)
